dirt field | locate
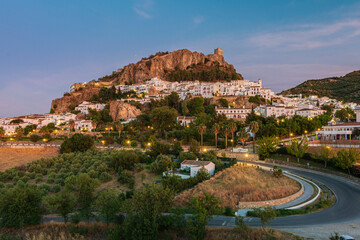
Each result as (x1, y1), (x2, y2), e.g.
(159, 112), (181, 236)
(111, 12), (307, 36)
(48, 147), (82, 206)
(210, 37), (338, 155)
(175, 164), (301, 208)
(0, 147), (59, 171)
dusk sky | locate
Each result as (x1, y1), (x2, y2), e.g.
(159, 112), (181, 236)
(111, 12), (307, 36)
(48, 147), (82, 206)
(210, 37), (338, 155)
(1, 0), (360, 117)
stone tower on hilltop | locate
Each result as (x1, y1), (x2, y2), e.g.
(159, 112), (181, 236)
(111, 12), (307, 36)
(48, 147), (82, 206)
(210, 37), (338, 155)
(214, 48), (223, 56)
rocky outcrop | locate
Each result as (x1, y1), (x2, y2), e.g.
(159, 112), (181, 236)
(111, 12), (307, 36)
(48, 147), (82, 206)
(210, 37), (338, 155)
(101, 49), (243, 84)
(51, 87), (100, 113)
(109, 101), (142, 121)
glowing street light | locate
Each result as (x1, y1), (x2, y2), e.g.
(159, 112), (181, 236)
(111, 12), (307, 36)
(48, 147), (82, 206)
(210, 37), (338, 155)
(127, 140), (131, 145)
(147, 142), (151, 147)
(203, 148), (207, 152)
(290, 133), (293, 137)
(245, 153), (249, 158)
(304, 130), (308, 134)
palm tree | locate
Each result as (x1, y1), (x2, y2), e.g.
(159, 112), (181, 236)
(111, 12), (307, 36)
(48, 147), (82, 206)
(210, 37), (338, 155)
(198, 125), (207, 147)
(249, 121), (259, 153)
(106, 124), (113, 136)
(224, 125), (231, 150)
(0, 127), (5, 138)
(237, 128), (249, 147)
(116, 123), (124, 138)
(228, 122), (237, 150)
(212, 123), (221, 149)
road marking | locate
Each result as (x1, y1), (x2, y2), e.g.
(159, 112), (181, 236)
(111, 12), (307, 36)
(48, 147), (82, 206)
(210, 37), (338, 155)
(222, 221), (227, 226)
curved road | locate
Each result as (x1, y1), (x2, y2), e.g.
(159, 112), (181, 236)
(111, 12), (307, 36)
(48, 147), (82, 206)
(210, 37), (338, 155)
(209, 163), (360, 228)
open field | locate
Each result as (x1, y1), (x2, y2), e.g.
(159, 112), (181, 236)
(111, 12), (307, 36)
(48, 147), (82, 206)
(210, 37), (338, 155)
(175, 164), (301, 208)
(0, 147), (59, 171)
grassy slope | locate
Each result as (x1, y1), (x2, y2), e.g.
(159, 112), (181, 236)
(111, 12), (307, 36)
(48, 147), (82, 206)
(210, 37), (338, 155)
(175, 164), (301, 208)
(280, 70), (360, 103)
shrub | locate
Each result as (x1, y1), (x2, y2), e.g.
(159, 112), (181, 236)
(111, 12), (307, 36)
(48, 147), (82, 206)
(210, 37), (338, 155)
(29, 134), (41, 142)
(99, 172), (112, 182)
(52, 184), (61, 193)
(35, 177), (43, 183)
(46, 177), (55, 184)
(131, 140), (138, 147)
(60, 134), (94, 153)
(20, 176), (29, 183)
(0, 185), (42, 228)
(118, 170), (135, 189)
(223, 206), (235, 216)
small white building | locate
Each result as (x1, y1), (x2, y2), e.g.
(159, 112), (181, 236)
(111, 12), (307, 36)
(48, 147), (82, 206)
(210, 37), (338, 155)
(177, 116), (196, 126)
(296, 108), (326, 118)
(215, 107), (252, 119)
(180, 160), (215, 177)
(74, 120), (94, 132)
(75, 101), (105, 114)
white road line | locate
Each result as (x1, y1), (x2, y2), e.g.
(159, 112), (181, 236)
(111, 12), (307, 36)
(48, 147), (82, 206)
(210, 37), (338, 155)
(222, 221), (227, 226)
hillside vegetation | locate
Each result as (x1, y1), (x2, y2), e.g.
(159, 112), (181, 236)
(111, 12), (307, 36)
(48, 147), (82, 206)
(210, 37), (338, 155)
(280, 70), (360, 103)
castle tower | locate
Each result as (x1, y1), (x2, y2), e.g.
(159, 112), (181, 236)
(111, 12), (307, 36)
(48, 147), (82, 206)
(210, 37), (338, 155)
(258, 78), (262, 87)
(214, 48), (223, 56)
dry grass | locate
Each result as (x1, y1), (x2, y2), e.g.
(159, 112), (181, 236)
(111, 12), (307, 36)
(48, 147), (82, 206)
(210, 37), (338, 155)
(0, 147), (59, 171)
(201, 227), (301, 240)
(0, 222), (107, 240)
(175, 164), (301, 208)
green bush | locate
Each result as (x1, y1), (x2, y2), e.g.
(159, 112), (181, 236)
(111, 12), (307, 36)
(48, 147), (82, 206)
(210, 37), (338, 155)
(29, 134), (41, 142)
(131, 140), (138, 147)
(35, 177), (43, 183)
(51, 184), (61, 193)
(118, 170), (135, 189)
(99, 172), (112, 182)
(223, 206), (235, 216)
(46, 178), (55, 184)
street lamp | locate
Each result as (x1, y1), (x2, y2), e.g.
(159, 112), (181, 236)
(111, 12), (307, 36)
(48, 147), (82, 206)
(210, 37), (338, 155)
(127, 140), (131, 145)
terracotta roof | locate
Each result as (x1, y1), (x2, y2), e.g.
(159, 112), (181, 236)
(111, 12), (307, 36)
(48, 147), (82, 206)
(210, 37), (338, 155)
(181, 160), (213, 166)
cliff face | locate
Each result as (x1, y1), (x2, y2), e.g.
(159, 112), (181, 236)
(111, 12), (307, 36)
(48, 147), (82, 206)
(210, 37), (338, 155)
(109, 101), (142, 121)
(104, 49), (243, 84)
(51, 87), (100, 113)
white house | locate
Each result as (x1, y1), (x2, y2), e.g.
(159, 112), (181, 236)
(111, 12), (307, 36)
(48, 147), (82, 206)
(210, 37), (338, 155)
(74, 120), (94, 132)
(75, 101), (106, 114)
(177, 116), (196, 126)
(216, 107), (252, 120)
(180, 160), (215, 177)
(296, 108), (326, 118)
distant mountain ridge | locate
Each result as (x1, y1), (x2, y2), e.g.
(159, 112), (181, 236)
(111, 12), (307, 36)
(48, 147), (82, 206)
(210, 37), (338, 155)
(280, 70), (360, 103)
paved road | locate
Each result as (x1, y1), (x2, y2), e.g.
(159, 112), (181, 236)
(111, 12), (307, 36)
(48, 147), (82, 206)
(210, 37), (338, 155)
(208, 163), (360, 228)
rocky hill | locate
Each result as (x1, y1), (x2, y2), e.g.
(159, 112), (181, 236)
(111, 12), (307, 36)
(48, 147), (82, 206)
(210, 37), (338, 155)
(280, 70), (360, 103)
(51, 48), (243, 113)
(100, 49), (243, 84)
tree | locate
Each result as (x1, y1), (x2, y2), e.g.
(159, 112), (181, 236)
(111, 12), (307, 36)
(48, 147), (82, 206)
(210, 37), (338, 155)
(228, 121), (237, 150)
(335, 107), (355, 122)
(15, 126), (24, 140)
(95, 190), (122, 225)
(150, 154), (174, 174)
(224, 125), (231, 150)
(92, 121), (98, 132)
(335, 149), (359, 174)
(198, 125), (206, 147)
(124, 184), (174, 240)
(65, 173), (100, 222)
(0, 184), (43, 228)
(0, 127), (5, 138)
(249, 121), (259, 153)
(257, 136), (279, 159)
(187, 193), (221, 240)
(237, 128), (249, 146)
(115, 122), (124, 138)
(212, 123), (221, 148)
(315, 146), (332, 168)
(286, 138), (309, 162)
(187, 97), (205, 115)
(219, 98), (228, 108)
(44, 190), (75, 223)
(252, 207), (276, 229)
(189, 139), (200, 154)
(60, 133), (94, 153)
(149, 106), (178, 137)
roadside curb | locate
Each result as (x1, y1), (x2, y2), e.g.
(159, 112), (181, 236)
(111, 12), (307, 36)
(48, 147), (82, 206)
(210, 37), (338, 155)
(284, 172), (321, 210)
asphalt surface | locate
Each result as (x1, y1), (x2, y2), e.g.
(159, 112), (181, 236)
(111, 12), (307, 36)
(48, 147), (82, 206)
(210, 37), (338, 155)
(208, 163), (360, 228)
